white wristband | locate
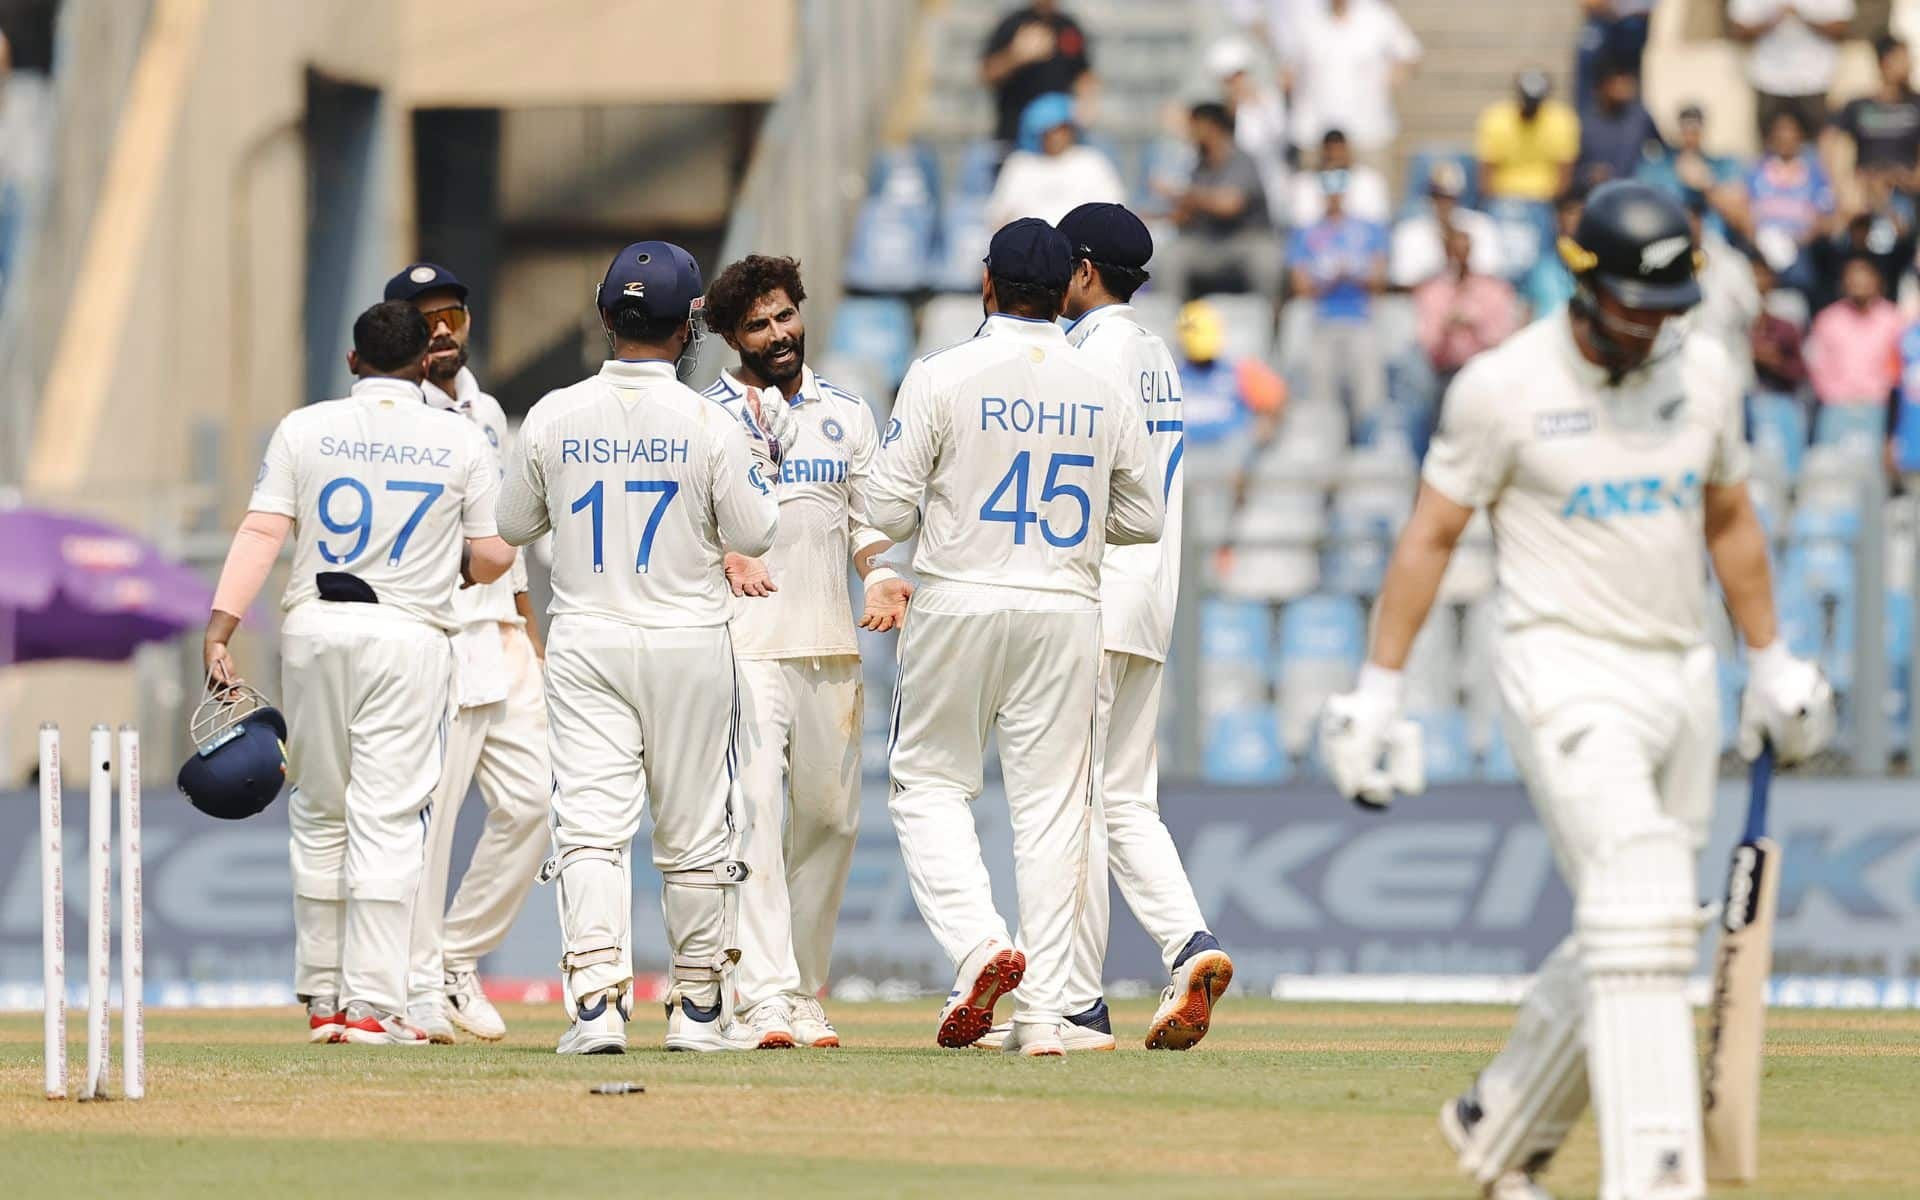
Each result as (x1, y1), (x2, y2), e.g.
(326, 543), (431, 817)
(863, 566), (902, 590)
(1356, 662), (1406, 710)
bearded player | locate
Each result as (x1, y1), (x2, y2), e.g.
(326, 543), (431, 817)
(700, 255), (913, 1049)
(385, 263), (551, 1044)
(1317, 181), (1834, 1200)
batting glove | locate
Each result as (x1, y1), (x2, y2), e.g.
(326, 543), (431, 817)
(741, 385), (799, 466)
(1318, 665), (1425, 811)
(1738, 640), (1836, 766)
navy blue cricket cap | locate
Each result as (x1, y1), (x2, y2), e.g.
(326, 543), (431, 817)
(983, 217), (1072, 289)
(384, 262), (468, 302)
(597, 240), (705, 322)
(1057, 202), (1153, 270)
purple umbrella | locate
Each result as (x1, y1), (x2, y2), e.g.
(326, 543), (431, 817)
(0, 506), (213, 664)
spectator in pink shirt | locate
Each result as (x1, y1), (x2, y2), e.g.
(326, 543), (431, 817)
(1805, 254), (1905, 409)
(1414, 227), (1521, 393)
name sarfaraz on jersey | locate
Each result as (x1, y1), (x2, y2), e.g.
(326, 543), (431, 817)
(318, 437), (455, 468)
(980, 396), (1103, 437)
(1560, 471), (1702, 520)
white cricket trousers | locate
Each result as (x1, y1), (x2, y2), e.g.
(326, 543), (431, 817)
(1469, 624), (1718, 1200)
(544, 615), (740, 1005)
(733, 655), (863, 1013)
(1066, 651), (1207, 1011)
(887, 584), (1102, 1028)
(282, 601), (451, 1014)
(408, 625), (551, 1004)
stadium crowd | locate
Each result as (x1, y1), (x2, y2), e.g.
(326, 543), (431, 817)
(832, 0), (1918, 782)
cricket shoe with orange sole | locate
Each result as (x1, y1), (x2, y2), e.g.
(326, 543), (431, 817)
(936, 936), (1025, 1048)
(1438, 1084), (1557, 1200)
(1145, 932), (1233, 1050)
(306, 995), (345, 1044)
(789, 994), (840, 1047)
(732, 996), (797, 1049)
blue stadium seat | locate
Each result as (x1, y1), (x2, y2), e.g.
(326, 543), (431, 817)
(1321, 535), (1388, 596)
(827, 297), (915, 390)
(1202, 599), (1273, 666)
(926, 194), (992, 293)
(953, 139), (1002, 201)
(1747, 392), (1807, 480)
(1773, 577), (1824, 658)
(1277, 594), (1366, 668)
(1789, 500), (1862, 542)
(844, 195), (937, 294)
(1203, 708), (1292, 784)
(1401, 145), (1480, 213)
(1812, 404), (1886, 452)
(1486, 196), (1555, 280)
(1134, 136), (1194, 215)
(867, 144), (940, 200)
(1783, 539), (1856, 606)
(1411, 709), (1476, 784)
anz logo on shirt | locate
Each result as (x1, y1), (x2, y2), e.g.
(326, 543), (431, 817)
(1561, 471), (1702, 520)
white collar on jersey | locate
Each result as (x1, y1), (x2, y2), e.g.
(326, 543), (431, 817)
(350, 377), (426, 405)
(423, 365), (482, 413)
(715, 363), (818, 408)
(597, 358), (679, 384)
(981, 312), (1070, 343)
(1064, 302), (1135, 337)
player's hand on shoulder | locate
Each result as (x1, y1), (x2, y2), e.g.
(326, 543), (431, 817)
(1738, 640), (1835, 766)
(740, 386), (798, 467)
(859, 572), (915, 632)
(724, 552), (778, 598)
(1317, 665), (1425, 811)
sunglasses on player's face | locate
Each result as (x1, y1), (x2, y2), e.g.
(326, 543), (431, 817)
(421, 304), (469, 336)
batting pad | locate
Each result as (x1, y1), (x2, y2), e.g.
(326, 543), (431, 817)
(1457, 935), (1589, 1185)
(1578, 821), (1706, 1200)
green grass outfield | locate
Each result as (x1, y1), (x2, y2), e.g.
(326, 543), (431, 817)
(3, 999), (1916, 1198)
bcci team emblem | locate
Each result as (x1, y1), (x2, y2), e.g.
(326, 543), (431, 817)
(820, 417), (846, 444)
(883, 418), (902, 448)
(484, 424), (500, 448)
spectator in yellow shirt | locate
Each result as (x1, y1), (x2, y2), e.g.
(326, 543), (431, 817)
(1475, 69), (1581, 202)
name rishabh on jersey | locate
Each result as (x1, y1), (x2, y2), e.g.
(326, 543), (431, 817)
(1065, 302), (1184, 662)
(703, 365), (886, 660)
(496, 359), (778, 628)
(865, 313), (1163, 602)
(1421, 315), (1749, 650)
(248, 376), (502, 630)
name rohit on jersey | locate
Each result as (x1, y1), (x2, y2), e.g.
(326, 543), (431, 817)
(980, 396), (1102, 437)
(318, 436), (455, 467)
(561, 437), (691, 464)
(1561, 472), (1701, 520)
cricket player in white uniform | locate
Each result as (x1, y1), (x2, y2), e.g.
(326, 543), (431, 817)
(1317, 182), (1835, 1200)
(203, 301), (515, 1046)
(497, 241), (780, 1055)
(699, 254), (914, 1049)
(981, 204), (1232, 1054)
(385, 263), (551, 1044)
(868, 219), (1164, 1057)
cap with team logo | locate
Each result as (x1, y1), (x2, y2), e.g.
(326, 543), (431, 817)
(384, 262), (468, 302)
(983, 217), (1072, 289)
(596, 240), (706, 322)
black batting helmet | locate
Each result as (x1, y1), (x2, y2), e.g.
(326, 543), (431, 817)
(1558, 180), (1702, 312)
(177, 685), (288, 820)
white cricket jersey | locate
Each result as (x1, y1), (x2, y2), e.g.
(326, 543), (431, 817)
(497, 359), (779, 629)
(1066, 304), (1184, 662)
(702, 365), (886, 660)
(866, 314), (1163, 604)
(426, 367), (528, 627)
(1422, 315), (1750, 651)
(248, 376), (501, 630)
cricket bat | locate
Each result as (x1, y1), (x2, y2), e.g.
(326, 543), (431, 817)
(1703, 741), (1781, 1183)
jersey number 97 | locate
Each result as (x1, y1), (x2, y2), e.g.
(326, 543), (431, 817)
(317, 476), (444, 566)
